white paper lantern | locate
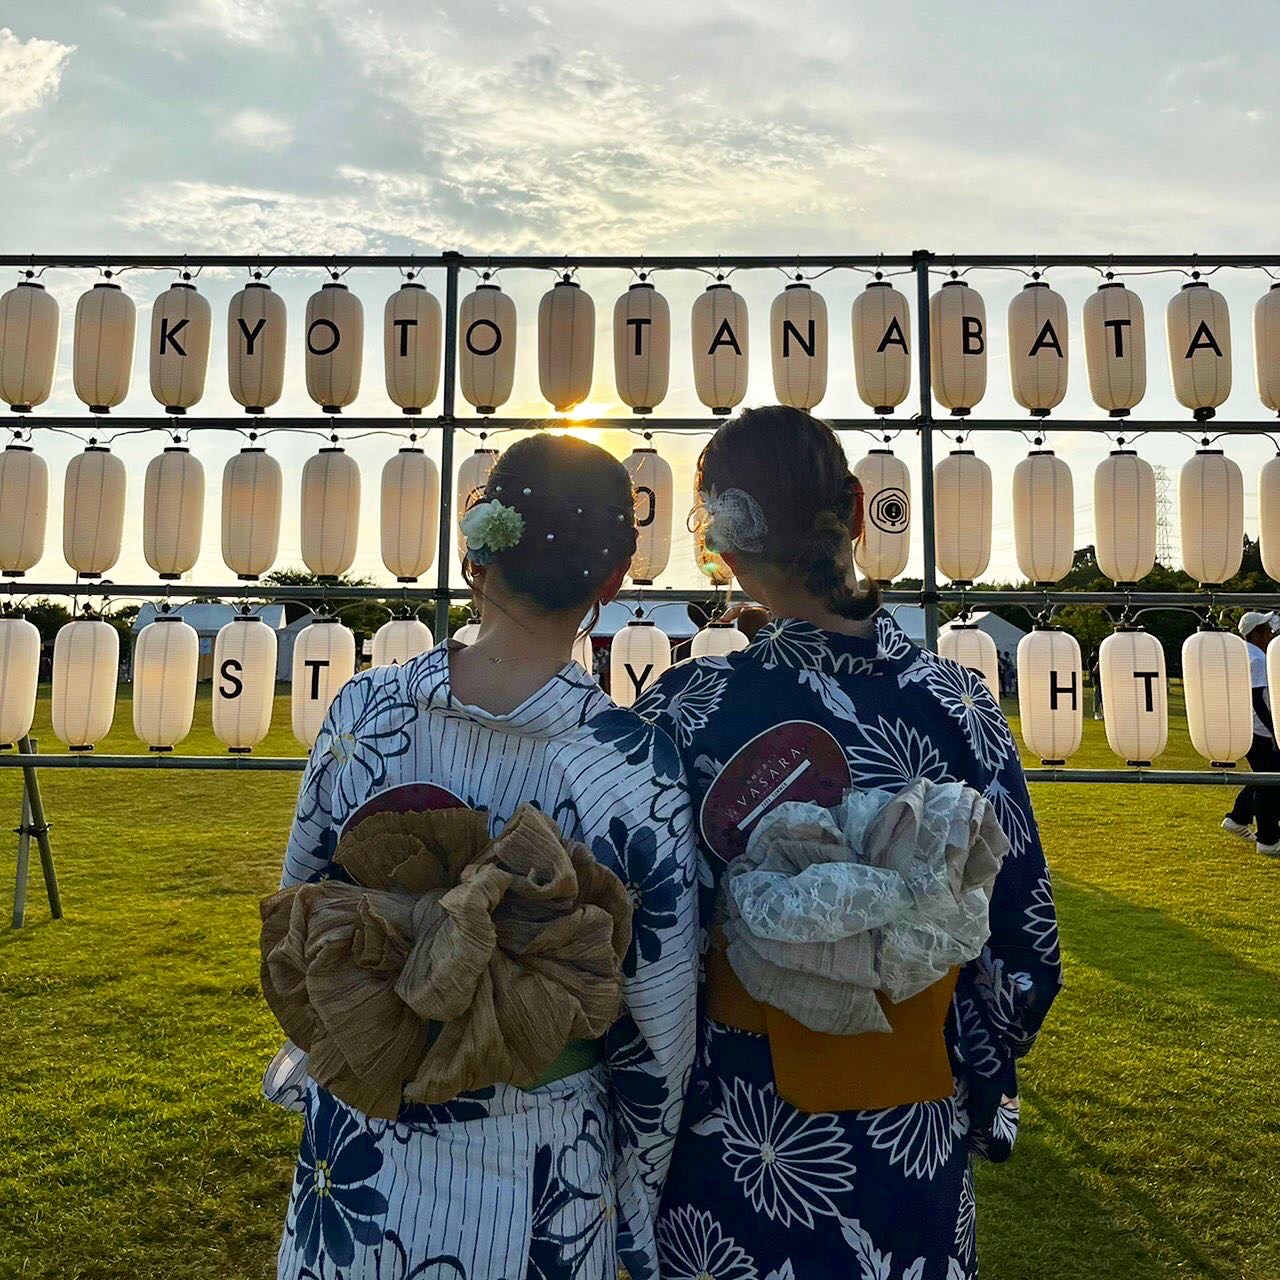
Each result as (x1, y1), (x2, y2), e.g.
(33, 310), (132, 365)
(291, 618), (356, 748)
(0, 617), (40, 747)
(572, 631), (594, 671)
(1012, 450), (1074, 585)
(455, 446), (499, 563)
(690, 622), (749, 659)
(63, 445), (126, 578)
(1083, 281), (1146, 416)
(212, 615), (277, 752)
(459, 282), (517, 414)
(1098, 628), (1167, 766)
(853, 449), (911, 582)
(1016, 628), (1083, 764)
(143, 446), (204, 579)
(51, 618), (119, 750)
(692, 282), (749, 414)
(221, 447), (282, 580)
(1094, 450), (1156, 584)
(938, 623), (1000, 700)
(1260, 454), (1280, 581)
(132, 616), (198, 750)
(1008, 280), (1069, 416)
(539, 278), (594, 413)
(379, 447), (439, 582)
(1266, 641), (1280, 746)
(1255, 283), (1280, 414)
(934, 449), (991, 585)
(228, 280), (286, 413)
(610, 619), (671, 707)
(0, 280), (59, 411)
(1183, 629), (1251, 765)
(929, 279), (986, 416)
(150, 280), (211, 413)
(305, 282), (363, 412)
(852, 279), (911, 414)
(0, 444), (48, 577)
(1167, 281), (1231, 419)
(624, 447), (672, 585)
(453, 621), (480, 645)
(1179, 449), (1243, 584)
(384, 281), (442, 413)
(372, 618), (433, 668)
(771, 281), (828, 410)
(614, 281), (670, 413)
(301, 447), (360, 578)
(73, 281), (135, 412)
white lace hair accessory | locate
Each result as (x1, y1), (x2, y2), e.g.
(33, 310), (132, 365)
(696, 487), (768, 554)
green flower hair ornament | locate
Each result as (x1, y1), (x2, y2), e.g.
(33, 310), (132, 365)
(461, 499), (526, 565)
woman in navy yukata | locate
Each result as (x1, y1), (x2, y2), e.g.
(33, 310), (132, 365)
(635, 407), (1062, 1280)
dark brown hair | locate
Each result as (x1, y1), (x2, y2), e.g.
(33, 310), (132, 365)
(465, 434), (637, 613)
(696, 405), (880, 621)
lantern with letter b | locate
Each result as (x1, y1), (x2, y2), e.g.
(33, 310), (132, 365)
(929, 277), (986, 416)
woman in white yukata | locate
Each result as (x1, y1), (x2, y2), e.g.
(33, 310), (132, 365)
(267, 435), (699, 1280)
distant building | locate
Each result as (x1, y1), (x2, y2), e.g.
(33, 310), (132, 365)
(132, 603), (289, 681)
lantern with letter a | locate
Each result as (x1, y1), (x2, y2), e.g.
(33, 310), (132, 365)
(613, 279), (670, 413)
(150, 278), (211, 414)
(692, 280), (748, 414)
(0, 443), (48, 577)
(306, 280), (363, 412)
(0, 278), (59, 412)
(1016, 627), (1083, 765)
(1083, 279), (1146, 416)
(610, 618), (671, 708)
(852, 277), (910, 414)
(1094, 449), (1156, 585)
(459, 279), (517, 414)
(853, 448), (911, 583)
(1098, 628), (1167, 766)
(929, 277), (986, 416)
(624, 447), (672, 585)
(212, 613), (277, 753)
(291, 617), (356, 748)
(1167, 278), (1231, 419)
(228, 278), (286, 413)
(1183, 627), (1251, 766)
(1008, 278), (1068, 416)
(771, 279), (827, 410)
(384, 279), (442, 414)
(939, 621), (999, 700)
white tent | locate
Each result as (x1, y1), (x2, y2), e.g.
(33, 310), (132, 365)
(132, 602), (288, 680)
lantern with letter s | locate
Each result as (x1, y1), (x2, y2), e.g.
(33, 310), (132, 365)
(1016, 627), (1083, 764)
(1008, 278), (1068, 416)
(1084, 279), (1145, 416)
(692, 280), (748, 414)
(459, 279), (516, 414)
(852, 277), (910, 414)
(933, 448), (991, 585)
(929, 277), (986, 416)
(624, 447), (672, 585)
(1012, 448), (1074, 585)
(384, 279), (442, 413)
(0, 616), (40, 748)
(1094, 449), (1156, 585)
(301, 446), (360, 579)
(539, 276), (594, 413)
(771, 279), (827, 410)
(1179, 448), (1243, 585)
(381, 446), (439, 582)
(0, 278), (59, 412)
(212, 613), (277, 753)
(372, 618), (434, 668)
(853, 448), (911, 582)
(1183, 627), (1251, 765)
(610, 618), (671, 708)
(1167, 279), (1231, 419)
(150, 278), (211, 413)
(222, 445), (282, 580)
(132, 613), (199, 751)
(614, 279), (670, 413)
(51, 618), (119, 751)
(938, 620), (999, 700)
(291, 617), (356, 748)
(63, 444), (126, 578)
(228, 278), (286, 413)
(0, 443), (48, 577)
(306, 280), (363, 412)
(143, 445), (204, 579)
(1098, 627), (1167, 766)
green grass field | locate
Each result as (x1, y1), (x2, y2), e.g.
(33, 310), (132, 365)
(1, 684), (1277, 1279)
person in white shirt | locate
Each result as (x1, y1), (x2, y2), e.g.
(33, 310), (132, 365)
(1222, 610), (1280, 856)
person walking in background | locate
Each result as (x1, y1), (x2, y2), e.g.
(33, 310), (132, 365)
(1222, 611), (1280, 857)
(1089, 649), (1103, 721)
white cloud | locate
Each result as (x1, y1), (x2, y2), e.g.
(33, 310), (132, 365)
(222, 108), (295, 150)
(0, 27), (74, 122)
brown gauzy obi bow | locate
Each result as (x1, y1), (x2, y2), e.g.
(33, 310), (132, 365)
(259, 804), (633, 1120)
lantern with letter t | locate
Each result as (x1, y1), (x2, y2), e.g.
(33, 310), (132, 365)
(770, 279), (827, 410)
(1098, 627), (1167, 766)
(1016, 627), (1083, 765)
(291, 617), (356, 748)
(610, 617), (671, 708)
(1083, 278), (1146, 416)
(613, 278), (670, 413)
(384, 279), (442, 414)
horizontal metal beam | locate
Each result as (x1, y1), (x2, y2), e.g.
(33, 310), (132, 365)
(1023, 767), (1280, 785)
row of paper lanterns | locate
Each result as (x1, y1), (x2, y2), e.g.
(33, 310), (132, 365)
(5, 273), (1280, 419)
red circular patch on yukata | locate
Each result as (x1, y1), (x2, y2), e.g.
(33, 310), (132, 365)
(340, 782), (469, 835)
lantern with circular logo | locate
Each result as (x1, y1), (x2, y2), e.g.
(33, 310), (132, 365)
(853, 448), (911, 582)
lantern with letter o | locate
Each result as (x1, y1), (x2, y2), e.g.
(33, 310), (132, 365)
(610, 618), (671, 708)
(1259, 453), (1280, 581)
(228, 279), (286, 413)
(624, 447), (672, 585)
(853, 448), (911, 582)
(934, 448), (991, 585)
(1255, 283), (1280, 413)
(1167, 279), (1231, 419)
(384, 280), (441, 413)
(0, 616), (40, 747)
(692, 281), (748, 414)
(1183, 628), (1251, 765)
(1179, 448), (1243, 584)
(1094, 449), (1156, 585)
(150, 279), (211, 413)
(691, 622), (748, 659)
(939, 621), (999, 700)
(132, 614), (198, 751)
(0, 278), (59, 411)
(1016, 628), (1083, 764)
(771, 280), (827, 410)
(1083, 279), (1146, 415)
(63, 444), (126, 578)
(459, 280), (516, 414)
(306, 281), (363, 412)
(929, 278), (986, 416)
(372, 618), (433, 668)
(221, 446), (281, 580)
(456, 446), (499, 563)
(0, 443), (48, 577)
(1012, 449), (1073, 585)
(1008, 279), (1068, 416)
(143, 446), (204, 579)
(212, 613), (277, 752)
(852, 278), (910, 414)
(300, 446), (360, 579)
(74, 280), (135, 413)
(614, 280), (669, 413)
(291, 617), (356, 748)
(539, 277), (594, 413)
(1098, 627), (1167, 766)
(51, 618), (119, 751)
(381, 446), (439, 582)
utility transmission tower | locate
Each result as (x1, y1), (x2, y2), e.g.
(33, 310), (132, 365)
(1153, 464), (1175, 567)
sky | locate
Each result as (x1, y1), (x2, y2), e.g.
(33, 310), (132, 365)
(2, 2), (1280, 595)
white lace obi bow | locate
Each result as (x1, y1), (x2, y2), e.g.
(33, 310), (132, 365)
(721, 778), (1010, 1035)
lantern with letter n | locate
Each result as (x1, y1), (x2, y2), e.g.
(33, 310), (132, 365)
(692, 280), (748, 414)
(1182, 627), (1251, 766)
(771, 279), (827, 410)
(852, 277), (910, 414)
(1167, 278), (1231, 419)
(306, 280), (363, 412)
(610, 618), (671, 708)
(1098, 627), (1167, 766)
(929, 277), (986, 416)
(624, 446), (672, 585)
(614, 279), (670, 413)
(1016, 627), (1083, 765)
(212, 613), (277, 753)
(150, 278), (211, 414)
(291, 617), (356, 748)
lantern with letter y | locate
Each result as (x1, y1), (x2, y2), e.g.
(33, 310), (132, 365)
(610, 616), (671, 708)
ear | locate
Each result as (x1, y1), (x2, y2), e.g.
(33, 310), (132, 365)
(850, 477), (865, 542)
(598, 563), (628, 606)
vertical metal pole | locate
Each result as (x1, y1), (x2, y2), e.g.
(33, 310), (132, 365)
(12, 779), (31, 928)
(13, 736), (59, 925)
(435, 253), (461, 641)
(914, 250), (939, 652)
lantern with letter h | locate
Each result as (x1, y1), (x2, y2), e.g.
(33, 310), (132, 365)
(1016, 626), (1083, 765)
